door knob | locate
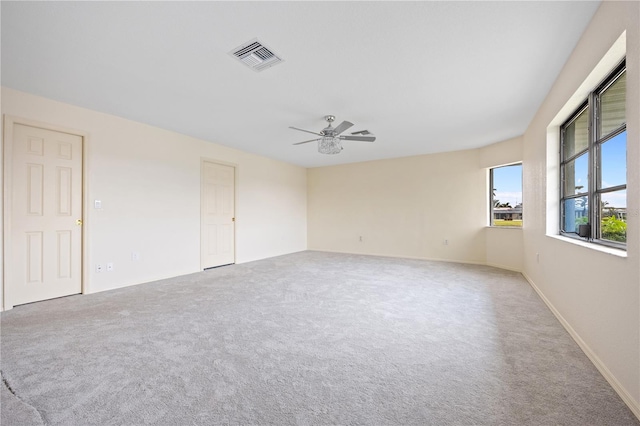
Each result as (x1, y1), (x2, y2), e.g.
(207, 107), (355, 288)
(76, 219), (83, 226)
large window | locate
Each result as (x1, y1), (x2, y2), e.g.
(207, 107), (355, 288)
(490, 163), (522, 227)
(560, 60), (626, 247)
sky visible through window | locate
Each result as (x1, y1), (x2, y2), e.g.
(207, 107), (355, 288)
(572, 131), (627, 207)
(493, 132), (626, 210)
(493, 164), (522, 207)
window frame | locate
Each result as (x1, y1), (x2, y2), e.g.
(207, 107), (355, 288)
(489, 162), (523, 228)
(559, 59), (626, 249)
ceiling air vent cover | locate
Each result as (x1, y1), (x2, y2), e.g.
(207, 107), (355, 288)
(229, 38), (284, 72)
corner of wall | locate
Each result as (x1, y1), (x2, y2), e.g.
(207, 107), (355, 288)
(480, 136), (525, 273)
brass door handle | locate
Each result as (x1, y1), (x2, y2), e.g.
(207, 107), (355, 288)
(76, 219), (83, 226)
(232, 217), (235, 222)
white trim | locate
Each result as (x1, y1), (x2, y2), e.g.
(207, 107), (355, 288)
(522, 271), (640, 421)
(488, 160), (523, 169)
(485, 262), (522, 273)
(2, 115), (89, 310)
(485, 226), (523, 230)
(546, 234), (627, 258)
(311, 249), (523, 272)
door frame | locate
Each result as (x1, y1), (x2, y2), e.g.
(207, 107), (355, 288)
(200, 158), (238, 270)
(2, 115), (90, 311)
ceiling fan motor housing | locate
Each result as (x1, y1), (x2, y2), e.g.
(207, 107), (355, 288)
(321, 115), (336, 136)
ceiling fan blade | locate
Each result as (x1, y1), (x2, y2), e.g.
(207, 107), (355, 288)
(333, 121), (354, 135)
(340, 135), (376, 142)
(293, 138), (321, 145)
(289, 126), (322, 136)
(351, 130), (371, 135)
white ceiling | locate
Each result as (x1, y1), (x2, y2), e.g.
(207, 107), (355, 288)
(1, 1), (600, 168)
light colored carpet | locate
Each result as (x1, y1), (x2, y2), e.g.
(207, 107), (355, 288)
(1, 251), (638, 425)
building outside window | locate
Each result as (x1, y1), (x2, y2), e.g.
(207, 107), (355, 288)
(560, 60), (626, 246)
(490, 163), (523, 227)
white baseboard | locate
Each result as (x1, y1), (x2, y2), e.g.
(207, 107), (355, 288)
(310, 249), (525, 274)
(522, 272), (640, 421)
(485, 262), (522, 273)
(308, 248), (487, 267)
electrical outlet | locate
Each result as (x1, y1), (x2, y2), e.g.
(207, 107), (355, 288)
(107, 262), (114, 271)
(96, 264), (103, 273)
(443, 239), (449, 245)
(131, 252), (140, 261)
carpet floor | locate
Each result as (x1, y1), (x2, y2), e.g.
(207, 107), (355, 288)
(1, 251), (638, 425)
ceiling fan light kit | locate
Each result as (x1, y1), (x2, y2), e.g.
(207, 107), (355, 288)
(318, 136), (343, 155)
(289, 115), (376, 155)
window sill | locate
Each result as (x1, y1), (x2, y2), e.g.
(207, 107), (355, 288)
(547, 234), (627, 258)
(486, 226), (523, 230)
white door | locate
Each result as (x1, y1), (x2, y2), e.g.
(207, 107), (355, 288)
(7, 123), (83, 307)
(201, 161), (235, 269)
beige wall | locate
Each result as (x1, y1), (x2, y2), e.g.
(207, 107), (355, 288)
(479, 135), (523, 170)
(1, 87), (307, 302)
(480, 136), (524, 272)
(484, 228), (523, 272)
(522, 0), (640, 416)
(308, 149), (489, 264)
(308, 136), (525, 270)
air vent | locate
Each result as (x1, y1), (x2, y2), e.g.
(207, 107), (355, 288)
(229, 38), (284, 72)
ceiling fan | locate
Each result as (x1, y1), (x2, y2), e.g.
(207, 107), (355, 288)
(290, 115), (376, 154)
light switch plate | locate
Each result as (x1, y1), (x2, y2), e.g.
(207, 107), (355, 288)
(94, 200), (102, 209)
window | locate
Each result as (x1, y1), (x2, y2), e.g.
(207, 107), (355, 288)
(560, 60), (626, 247)
(490, 163), (522, 227)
